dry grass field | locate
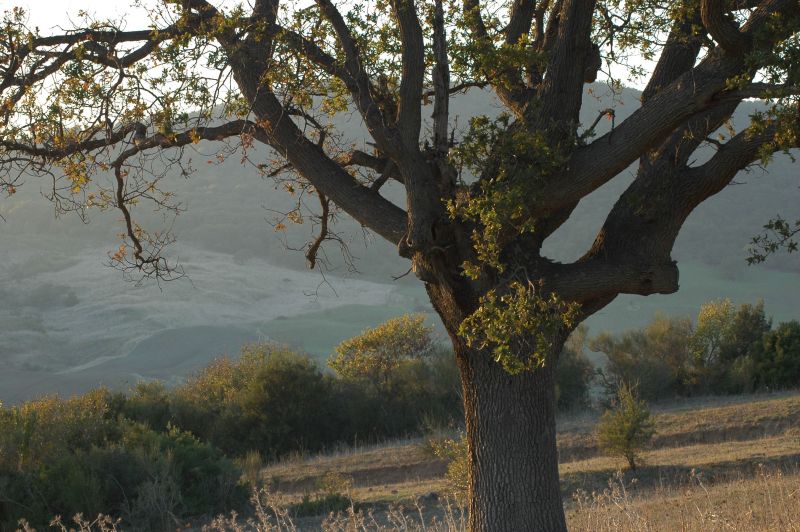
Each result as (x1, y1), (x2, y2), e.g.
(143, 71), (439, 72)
(242, 391), (800, 531)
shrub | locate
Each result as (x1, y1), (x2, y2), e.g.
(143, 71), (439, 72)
(235, 347), (341, 457)
(329, 314), (434, 394)
(0, 393), (245, 529)
(120, 341), (462, 459)
(691, 299), (771, 393)
(591, 314), (695, 400)
(597, 383), (655, 471)
(290, 493), (352, 518)
(430, 434), (469, 503)
(756, 320), (800, 389)
(589, 309), (776, 400)
(155, 345), (345, 458)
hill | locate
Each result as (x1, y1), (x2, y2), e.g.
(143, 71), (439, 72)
(1, 84), (799, 404)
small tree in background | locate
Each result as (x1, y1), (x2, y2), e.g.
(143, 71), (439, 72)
(591, 314), (694, 400)
(691, 299), (771, 392)
(329, 314), (434, 394)
(597, 382), (655, 471)
(430, 434), (469, 505)
(757, 321), (800, 389)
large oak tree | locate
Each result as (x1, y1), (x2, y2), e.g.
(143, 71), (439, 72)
(2, 0), (799, 529)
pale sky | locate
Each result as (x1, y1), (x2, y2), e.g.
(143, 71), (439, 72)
(14, 0), (150, 32)
(12, 0), (651, 89)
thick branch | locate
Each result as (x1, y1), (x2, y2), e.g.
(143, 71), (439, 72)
(641, 9), (704, 104)
(545, 0), (799, 213)
(462, 0), (527, 113)
(334, 150), (386, 172)
(701, 0), (751, 53)
(506, 0), (537, 45)
(578, 113), (797, 301)
(432, 0), (450, 155)
(312, 0), (398, 153)
(392, 0), (425, 147)
(545, 259), (680, 302)
(229, 49), (407, 244)
(685, 119), (798, 201)
(532, 0), (597, 135)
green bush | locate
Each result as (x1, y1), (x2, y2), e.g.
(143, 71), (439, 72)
(0, 392), (245, 529)
(591, 318), (684, 401)
(290, 493), (353, 518)
(756, 320), (800, 389)
(430, 435), (469, 503)
(597, 382), (655, 471)
(234, 347), (342, 457)
(691, 299), (771, 393)
(121, 342), (463, 458)
(290, 471), (354, 517)
(591, 301), (783, 400)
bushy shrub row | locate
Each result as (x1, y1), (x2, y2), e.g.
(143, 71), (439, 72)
(0, 391), (245, 530)
(116, 342), (463, 460)
(591, 300), (800, 400)
(0, 314), (596, 527)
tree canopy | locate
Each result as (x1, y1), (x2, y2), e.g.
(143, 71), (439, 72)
(2, 1), (799, 529)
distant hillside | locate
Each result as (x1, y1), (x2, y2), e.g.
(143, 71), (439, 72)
(1, 84), (798, 403)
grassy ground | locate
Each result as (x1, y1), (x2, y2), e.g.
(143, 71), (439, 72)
(250, 391), (800, 530)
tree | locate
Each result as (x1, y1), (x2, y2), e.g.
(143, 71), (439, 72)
(591, 313), (694, 399)
(757, 320), (800, 388)
(691, 299), (771, 391)
(2, 1), (799, 529)
(329, 314), (434, 394)
(597, 382), (656, 471)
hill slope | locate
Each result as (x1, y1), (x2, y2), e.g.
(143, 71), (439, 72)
(1, 85), (798, 404)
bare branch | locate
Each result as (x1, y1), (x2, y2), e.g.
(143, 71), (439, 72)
(306, 190), (330, 269)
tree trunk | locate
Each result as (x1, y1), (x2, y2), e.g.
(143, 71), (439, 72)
(457, 340), (567, 532)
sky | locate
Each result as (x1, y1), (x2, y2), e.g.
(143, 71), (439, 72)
(14, 0), (149, 31)
(12, 0), (653, 89)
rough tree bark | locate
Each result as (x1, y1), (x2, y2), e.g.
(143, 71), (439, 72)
(459, 341), (566, 531)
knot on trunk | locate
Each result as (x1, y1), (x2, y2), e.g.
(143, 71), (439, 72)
(633, 260), (680, 295)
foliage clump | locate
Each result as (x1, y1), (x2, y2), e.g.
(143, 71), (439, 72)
(460, 282), (581, 374)
(329, 314), (434, 393)
(597, 382), (655, 471)
(0, 391), (245, 530)
(429, 434), (469, 504)
(591, 299), (800, 400)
